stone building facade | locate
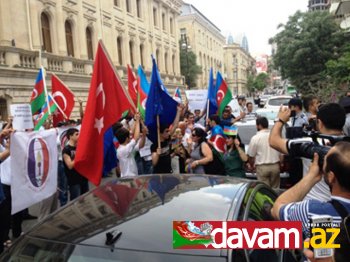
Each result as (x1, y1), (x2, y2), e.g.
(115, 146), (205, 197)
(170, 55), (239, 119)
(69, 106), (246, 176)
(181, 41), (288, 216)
(178, 3), (225, 88)
(223, 42), (255, 96)
(0, 0), (183, 119)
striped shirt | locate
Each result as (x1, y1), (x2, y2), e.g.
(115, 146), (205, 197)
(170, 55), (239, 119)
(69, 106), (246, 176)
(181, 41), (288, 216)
(279, 196), (350, 238)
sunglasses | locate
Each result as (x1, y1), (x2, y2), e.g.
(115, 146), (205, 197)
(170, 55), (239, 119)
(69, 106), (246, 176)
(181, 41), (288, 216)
(192, 133), (197, 137)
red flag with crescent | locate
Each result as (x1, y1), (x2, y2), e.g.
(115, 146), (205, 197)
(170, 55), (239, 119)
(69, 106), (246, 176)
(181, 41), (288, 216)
(74, 40), (135, 186)
(51, 74), (75, 127)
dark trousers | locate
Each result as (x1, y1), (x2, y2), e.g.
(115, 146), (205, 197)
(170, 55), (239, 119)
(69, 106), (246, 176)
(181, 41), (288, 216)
(0, 184), (23, 254)
(69, 179), (89, 201)
(58, 160), (68, 206)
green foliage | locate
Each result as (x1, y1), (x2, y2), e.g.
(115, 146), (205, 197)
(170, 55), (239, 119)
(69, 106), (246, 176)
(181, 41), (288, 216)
(271, 10), (349, 97)
(254, 73), (269, 91)
(180, 49), (202, 88)
(246, 74), (255, 94)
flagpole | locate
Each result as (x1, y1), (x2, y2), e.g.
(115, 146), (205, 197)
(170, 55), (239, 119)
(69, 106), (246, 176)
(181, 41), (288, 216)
(51, 96), (68, 119)
(41, 66), (51, 115)
(206, 99), (210, 122)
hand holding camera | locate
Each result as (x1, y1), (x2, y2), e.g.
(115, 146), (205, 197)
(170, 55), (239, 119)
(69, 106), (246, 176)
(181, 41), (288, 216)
(277, 105), (291, 124)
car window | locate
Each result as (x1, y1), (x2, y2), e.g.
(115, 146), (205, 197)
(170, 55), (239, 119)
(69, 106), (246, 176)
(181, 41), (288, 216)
(268, 98), (290, 106)
(243, 186), (279, 262)
(2, 236), (226, 262)
(232, 185), (278, 262)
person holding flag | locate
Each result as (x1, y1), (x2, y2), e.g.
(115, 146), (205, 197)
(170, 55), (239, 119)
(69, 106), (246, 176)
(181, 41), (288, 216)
(145, 56), (183, 174)
(74, 40), (136, 186)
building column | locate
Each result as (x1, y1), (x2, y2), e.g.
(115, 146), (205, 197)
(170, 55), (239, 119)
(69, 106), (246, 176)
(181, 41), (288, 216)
(55, 0), (66, 56)
(0, 0), (13, 46)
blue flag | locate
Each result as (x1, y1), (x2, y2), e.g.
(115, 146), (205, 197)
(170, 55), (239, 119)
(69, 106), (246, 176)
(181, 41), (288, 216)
(103, 127), (117, 176)
(145, 57), (178, 144)
(207, 68), (218, 116)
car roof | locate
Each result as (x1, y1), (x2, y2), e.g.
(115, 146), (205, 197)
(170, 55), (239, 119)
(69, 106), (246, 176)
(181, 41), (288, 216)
(20, 175), (259, 257)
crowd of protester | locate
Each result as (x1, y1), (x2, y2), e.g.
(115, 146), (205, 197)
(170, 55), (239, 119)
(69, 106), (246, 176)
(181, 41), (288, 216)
(1, 91), (350, 260)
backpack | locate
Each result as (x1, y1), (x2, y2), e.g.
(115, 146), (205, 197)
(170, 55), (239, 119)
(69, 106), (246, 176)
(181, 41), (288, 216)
(199, 142), (225, 175)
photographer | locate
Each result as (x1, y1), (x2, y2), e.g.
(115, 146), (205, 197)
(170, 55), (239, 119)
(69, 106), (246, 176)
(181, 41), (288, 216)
(271, 141), (350, 242)
(270, 103), (346, 202)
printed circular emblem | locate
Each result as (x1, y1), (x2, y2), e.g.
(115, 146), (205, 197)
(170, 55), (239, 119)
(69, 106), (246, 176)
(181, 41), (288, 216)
(27, 137), (49, 187)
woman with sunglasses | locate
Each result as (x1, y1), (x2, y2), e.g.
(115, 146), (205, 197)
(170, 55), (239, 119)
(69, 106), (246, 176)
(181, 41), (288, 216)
(224, 135), (248, 178)
(187, 128), (213, 174)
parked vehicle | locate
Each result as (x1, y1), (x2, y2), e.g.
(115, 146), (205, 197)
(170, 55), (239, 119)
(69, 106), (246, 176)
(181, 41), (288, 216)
(258, 94), (271, 108)
(256, 95), (292, 120)
(0, 174), (297, 262)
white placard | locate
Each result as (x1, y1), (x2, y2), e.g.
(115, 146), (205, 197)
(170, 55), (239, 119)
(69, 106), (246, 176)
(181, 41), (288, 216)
(228, 99), (241, 118)
(185, 90), (208, 112)
(10, 104), (34, 130)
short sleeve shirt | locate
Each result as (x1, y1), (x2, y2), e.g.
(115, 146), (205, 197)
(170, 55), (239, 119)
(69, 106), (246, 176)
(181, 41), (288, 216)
(279, 196), (350, 238)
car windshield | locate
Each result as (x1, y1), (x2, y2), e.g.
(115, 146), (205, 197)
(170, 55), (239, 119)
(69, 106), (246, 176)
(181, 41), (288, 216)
(3, 236), (225, 262)
(3, 175), (250, 261)
(268, 97), (290, 106)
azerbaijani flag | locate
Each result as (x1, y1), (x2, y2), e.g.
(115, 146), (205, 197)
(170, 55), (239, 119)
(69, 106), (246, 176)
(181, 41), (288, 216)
(173, 87), (182, 103)
(223, 125), (238, 136)
(216, 71), (232, 117)
(137, 65), (149, 118)
(33, 94), (58, 130)
(30, 68), (46, 115)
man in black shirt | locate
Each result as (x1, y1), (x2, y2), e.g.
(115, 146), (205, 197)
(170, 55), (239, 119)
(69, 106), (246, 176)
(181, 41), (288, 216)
(62, 128), (88, 201)
(151, 105), (183, 174)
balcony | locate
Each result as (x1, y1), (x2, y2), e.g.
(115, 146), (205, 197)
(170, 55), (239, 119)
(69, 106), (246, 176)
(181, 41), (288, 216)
(0, 46), (93, 75)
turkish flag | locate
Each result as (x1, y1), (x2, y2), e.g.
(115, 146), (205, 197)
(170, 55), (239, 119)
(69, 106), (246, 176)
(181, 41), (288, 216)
(74, 41), (135, 186)
(51, 74), (75, 127)
(127, 64), (138, 111)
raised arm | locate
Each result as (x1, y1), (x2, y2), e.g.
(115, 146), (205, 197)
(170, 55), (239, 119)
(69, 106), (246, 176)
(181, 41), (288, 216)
(269, 106), (290, 155)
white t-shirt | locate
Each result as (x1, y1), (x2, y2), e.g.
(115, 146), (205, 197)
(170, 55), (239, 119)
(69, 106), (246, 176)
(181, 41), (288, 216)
(247, 129), (280, 165)
(139, 137), (152, 161)
(0, 156), (11, 185)
(117, 139), (139, 177)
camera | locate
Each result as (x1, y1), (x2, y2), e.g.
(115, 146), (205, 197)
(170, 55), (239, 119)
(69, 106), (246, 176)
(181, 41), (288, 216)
(287, 131), (350, 167)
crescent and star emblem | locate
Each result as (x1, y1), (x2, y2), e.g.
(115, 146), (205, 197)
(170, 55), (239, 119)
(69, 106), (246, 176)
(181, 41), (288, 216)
(94, 82), (105, 134)
(52, 91), (67, 111)
(32, 89), (38, 100)
(132, 80), (137, 92)
(217, 90), (224, 102)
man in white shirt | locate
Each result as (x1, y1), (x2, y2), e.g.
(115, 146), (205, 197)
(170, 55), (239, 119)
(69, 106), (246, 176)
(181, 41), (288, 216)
(248, 117), (281, 188)
(115, 113), (145, 177)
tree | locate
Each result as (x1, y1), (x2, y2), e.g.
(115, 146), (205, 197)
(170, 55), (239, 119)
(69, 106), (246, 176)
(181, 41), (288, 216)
(246, 74), (255, 95)
(254, 73), (269, 91)
(179, 49), (202, 88)
(271, 11), (349, 95)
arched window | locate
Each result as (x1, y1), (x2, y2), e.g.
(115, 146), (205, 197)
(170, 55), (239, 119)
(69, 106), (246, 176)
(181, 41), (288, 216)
(65, 20), (74, 57)
(126, 0), (131, 13)
(117, 37), (123, 65)
(156, 49), (160, 69)
(136, 0), (141, 18)
(140, 44), (144, 68)
(170, 17), (173, 34)
(86, 27), (93, 60)
(129, 41), (134, 67)
(164, 52), (168, 73)
(172, 54), (175, 74)
(41, 13), (52, 52)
